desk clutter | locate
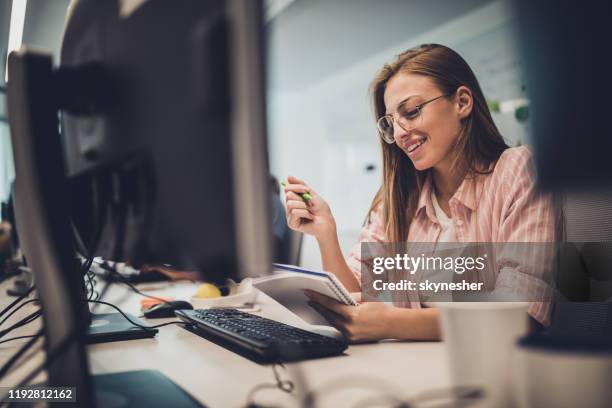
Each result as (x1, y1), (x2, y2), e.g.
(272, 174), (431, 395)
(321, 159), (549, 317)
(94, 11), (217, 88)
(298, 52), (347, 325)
(139, 279), (261, 318)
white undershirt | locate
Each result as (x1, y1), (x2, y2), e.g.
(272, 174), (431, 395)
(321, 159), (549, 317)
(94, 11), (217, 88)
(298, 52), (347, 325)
(431, 190), (457, 242)
(422, 190), (460, 302)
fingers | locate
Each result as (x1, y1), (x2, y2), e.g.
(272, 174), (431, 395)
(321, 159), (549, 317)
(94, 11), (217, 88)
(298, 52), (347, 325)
(308, 302), (349, 336)
(287, 209), (313, 230)
(284, 183), (311, 194)
(285, 197), (308, 212)
(304, 290), (353, 318)
(284, 176), (312, 194)
(286, 192), (313, 227)
(286, 193), (313, 211)
(287, 175), (305, 184)
(288, 209), (313, 221)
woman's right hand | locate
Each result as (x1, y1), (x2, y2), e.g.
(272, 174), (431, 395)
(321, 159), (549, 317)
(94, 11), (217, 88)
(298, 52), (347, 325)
(283, 175), (336, 240)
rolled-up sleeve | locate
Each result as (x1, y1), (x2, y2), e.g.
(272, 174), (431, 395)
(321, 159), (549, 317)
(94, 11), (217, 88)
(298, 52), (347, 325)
(495, 148), (558, 326)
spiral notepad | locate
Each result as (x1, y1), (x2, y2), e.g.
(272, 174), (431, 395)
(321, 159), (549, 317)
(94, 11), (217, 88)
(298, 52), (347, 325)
(252, 263), (358, 326)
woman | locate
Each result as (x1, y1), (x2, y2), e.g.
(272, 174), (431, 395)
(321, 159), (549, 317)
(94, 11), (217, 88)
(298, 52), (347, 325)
(284, 44), (558, 343)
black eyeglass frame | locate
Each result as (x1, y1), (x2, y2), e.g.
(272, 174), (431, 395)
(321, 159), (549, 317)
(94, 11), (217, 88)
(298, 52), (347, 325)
(377, 93), (452, 143)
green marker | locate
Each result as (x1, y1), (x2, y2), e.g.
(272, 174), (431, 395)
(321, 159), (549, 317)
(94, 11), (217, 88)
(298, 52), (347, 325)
(281, 181), (312, 203)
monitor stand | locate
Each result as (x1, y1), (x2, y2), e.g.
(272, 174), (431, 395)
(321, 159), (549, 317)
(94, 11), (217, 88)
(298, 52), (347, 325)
(87, 312), (158, 344)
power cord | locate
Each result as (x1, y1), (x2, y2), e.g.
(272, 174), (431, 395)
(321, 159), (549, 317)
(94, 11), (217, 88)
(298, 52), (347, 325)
(0, 334), (40, 346)
(0, 326), (73, 400)
(87, 299), (189, 330)
(0, 285), (35, 321)
(0, 299), (39, 327)
(0, 257), (86, 380)
(0, 297), (188, 385)
(0, 328), (44, 379)
(242, 366), (484, 408)
(95, 260), (173, 305)
(0, 310), (41, 339)
(244, 363), (295, 408)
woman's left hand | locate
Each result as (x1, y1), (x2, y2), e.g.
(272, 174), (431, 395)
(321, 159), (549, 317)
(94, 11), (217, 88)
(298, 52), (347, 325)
(304, 290), (393, 343)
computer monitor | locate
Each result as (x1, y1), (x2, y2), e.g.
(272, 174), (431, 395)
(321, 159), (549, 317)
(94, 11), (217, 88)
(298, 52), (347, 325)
(7, 0), (270, 405)
(514, 0), (612, 189)
(514, 0), (612, 338)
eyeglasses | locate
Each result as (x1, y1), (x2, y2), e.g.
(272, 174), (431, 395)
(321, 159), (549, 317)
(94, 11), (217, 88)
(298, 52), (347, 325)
(377, 93), (451, 144)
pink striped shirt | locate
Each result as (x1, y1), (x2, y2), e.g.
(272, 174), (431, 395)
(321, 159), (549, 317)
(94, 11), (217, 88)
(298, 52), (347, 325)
(347, 146), (558, 325)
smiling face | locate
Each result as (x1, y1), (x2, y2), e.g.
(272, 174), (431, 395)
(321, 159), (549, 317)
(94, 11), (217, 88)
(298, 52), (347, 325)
(383, 72), (464, 172)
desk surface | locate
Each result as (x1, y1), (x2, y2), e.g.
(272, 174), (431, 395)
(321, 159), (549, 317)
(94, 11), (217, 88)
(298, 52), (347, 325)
(1, 278), (451, 407)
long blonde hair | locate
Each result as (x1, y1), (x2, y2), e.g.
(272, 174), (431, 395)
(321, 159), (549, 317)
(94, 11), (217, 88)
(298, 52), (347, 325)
(369, 44), (508, 242)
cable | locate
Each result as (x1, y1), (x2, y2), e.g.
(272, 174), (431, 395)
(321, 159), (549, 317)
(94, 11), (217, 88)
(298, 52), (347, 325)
(87, 300), (189, 329)
(0, 328), (43, 379)
(0, 334), (40, 346)
(0, 299), (39, 327)
(90, 278), (112, 314)
(91, 272), (100, 300)
(79, 255), (99, 304)
(86, 270), (96, 301)
(86, 270), (94, 300)
(245, 363), (295, 408)
(0, 310), (41, 339)
(0, 302), (185, 387)
(97, 260), (174, 305)
(0, 326), (76, 397)
(0, 285), (35, 321)
(0, 298), (185, 385)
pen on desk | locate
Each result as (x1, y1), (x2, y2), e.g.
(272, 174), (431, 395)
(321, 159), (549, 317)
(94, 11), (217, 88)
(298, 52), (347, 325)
(280, 181), (312, 204)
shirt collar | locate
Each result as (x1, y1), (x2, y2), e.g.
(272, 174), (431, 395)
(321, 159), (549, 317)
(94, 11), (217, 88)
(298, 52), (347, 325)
(416, 173), (437, 224)
(416, 170), (484, 219)
(453, 172), (484, 211)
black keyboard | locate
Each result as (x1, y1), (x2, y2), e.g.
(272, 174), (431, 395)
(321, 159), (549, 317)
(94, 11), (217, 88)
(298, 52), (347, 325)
(176, 308), (347, 362)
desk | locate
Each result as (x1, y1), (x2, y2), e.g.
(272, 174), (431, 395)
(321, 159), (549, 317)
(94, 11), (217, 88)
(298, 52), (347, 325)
(1, 278), (451, 407)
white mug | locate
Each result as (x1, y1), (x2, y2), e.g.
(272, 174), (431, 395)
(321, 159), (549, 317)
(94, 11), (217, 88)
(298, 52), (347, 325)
(436, 302), (529, 408)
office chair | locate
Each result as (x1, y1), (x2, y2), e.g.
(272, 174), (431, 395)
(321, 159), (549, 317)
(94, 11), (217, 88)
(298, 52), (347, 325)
(549, 190), (612, 338)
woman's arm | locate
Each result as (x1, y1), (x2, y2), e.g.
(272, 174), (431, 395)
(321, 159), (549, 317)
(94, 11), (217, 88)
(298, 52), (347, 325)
(495, 147), (559, 326)
(283, 176), (360, 291)
(387, 307), (441, 340)
(316, 227), (361, 292)
(305, 290), (441, 342)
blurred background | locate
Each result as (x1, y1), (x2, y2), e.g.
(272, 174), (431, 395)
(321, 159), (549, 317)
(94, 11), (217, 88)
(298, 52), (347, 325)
(267, 0), (528, 268)
(0, 0), (530, 269)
